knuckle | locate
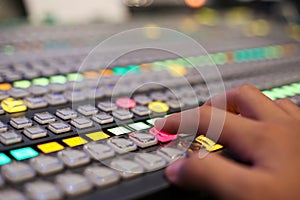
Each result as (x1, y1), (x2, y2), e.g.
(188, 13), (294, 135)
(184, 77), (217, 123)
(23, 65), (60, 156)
(235, 84), (259, 96)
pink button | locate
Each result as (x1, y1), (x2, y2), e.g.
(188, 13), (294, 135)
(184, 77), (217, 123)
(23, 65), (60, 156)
(150, 127), (177, 143)
(116, 97), (136, 109)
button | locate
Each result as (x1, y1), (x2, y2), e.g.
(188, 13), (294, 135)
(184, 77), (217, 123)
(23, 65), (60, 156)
(107, 126), (131, 136)
(83, 142), (115, 160)
(97, 101), (117, 112)
(1, 98), (27, 113)
(30, 155), (64, 175)
(77, 104), (98, 116)
(146, 118), (160, 125)
(55, 173), (93, 196)
(56, 108), (77, 120)
(10, 117), (32, 129)
(131, 105), (151, 116)
(86, 131), (110, 141)
(34, 112), (56, 124)
(67, 73), (83, 82)
(181, 96), (198, 106)
(0, 121), (7, 132)
(24, 96), (48, 109)
(116, 97), (136, 109)
(0, 130), (22, 145)
(13, 80), (31, 89)
(148, 101), (169, 113)
(85, 87), (104, 99)
(128, 122), (151, 131)
(62, 136), (88, 147)
(1, 162), (35, 182)
(70, 117), (93, 129)
(134, 153), (167, 171)
(0, 91), (9, 101)
(0, 174), (4, 187)
(166, 99), (184, 109)
(50, 75), (67, 84)
(157, 147), (185, 162)
(0, 153), (11, 166)
(129, 130), (157, 148)
(45, 93), (67, 105)
(24, 125), (47, 139)
(48, 121), (71, 134)
(29, 85), (49, 95)
(25, 180), (63, 200)
(37, 142), (64, 154)
(64, 90), (86, 102)
(107, 137), (137, 154)
(32, 78), (49, 86)
(0, 189), (27, 200)
(10, 147), (39, 161)
(150, 127), (177, 143)
(84, 166), (120, 187)
(48, 83), (67, 92)
(150, 92), (168, 101)
(92, 113), (113, 124)
(110, 159), (144, 179)
(58, 148), (90, 168)
(195, 135), (223, 152)
(112, 109), (133, 120)
(134, 95), (152, 105)
(0, 83), (12, 91)
(8, 87), (30, 98)
(0, 106), (4, 115)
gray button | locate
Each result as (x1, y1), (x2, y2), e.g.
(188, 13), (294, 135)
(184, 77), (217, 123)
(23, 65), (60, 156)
(24, 126), (47, 139)
(83, 142), (115, 160)
(8, 87), (29, 98)
(157, 147), (186, 162)
(58, 149), (90, 167)
(55, 173), (93, 196)
(70, 117), (93, 129)
(0, 91), (9, 101)
(134, 95), (152, 105)
(92, 113), (113, 124)
(97, 101), (117, 112)
(30, 155), (64, 175)
(2, 162), (35, 182)
(84, 166), (120, 187)
(24, 97), (48, 109)
(45, 93), (67, 105)
(34, 112), (56, 124)
(0, 189), (27, 200)
(129, 130), (157, 148)
(112, 109), (133, 120)
(48, 121), (71, 134)
(48, 83), (67, 92)
(107, 137), (137, 154)
(29, 85), (49, 95)
(134, 153), (167, 171)
(0, 174), (4, 187)
(0, 131), (22, 145)
(85, 88), (104, 99)
(25, 180), (63, 200)
(150, 92), (168, 101)
(77, 105), (98, 116)
(0, 107), (4, 115)
(0, 121), (7, 132)
(56, 108), (77, 120)
(64, 90), (86, 102)
(67, 81), (85, 90)
(181, 96), (198, 106)
(110, 159), (144, 179)
(131, 106), (151, 116)
(166, 99), (184, 109)
(10, 117), (32, 129)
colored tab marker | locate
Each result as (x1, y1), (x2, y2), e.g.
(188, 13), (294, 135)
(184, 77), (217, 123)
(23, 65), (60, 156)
(1, 98), (27, 113)
(37, 142), (64, 154)
(0, 153), (11, 165)
(62, 136), (87, 147)
(116, 97), (136, 109)
(150, 127), (177, 143)
(86, 131), (110, 141)
(195, 135), (223, 152)
(10, 147), (39, 161)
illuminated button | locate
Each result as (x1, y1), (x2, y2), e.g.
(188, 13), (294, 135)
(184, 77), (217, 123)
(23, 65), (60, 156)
(83, 71), (99, 78)
(67, 73), (83, 82)
(10, 117), (32, 129)
(25, 181), (63, 200)
(1, 98), (27, 113)
(86, 131), (110, 141)
(195, 135), (223, 152)
(71, 117), (93, 129)
(157, 147), (185, 162)
(131, 105), (151, 116)
(45, 93), (67, 105)
(110, 159), (144, 179)
(84, 166), (120, 187)
(37, 142), (64, 154)
(24, 126), (47, 139)
(56, 108), (77, 120)
(58, 148), (90, 167)
(0, 131), (22, 145)
(32, 78), (49, 86)
(77, 105), (98, 116)
(108, 126), (131, 136)
(97, 101), (117, 112)
(0, 83), (11, 91)
(150, 127), (177, 143)
(148, 101), (169, 113)
(29, 85), (49, 95)
(34, 112), (56, 124)
(10, 147), (39, 161)
(1, 162), (35, 183)
(24, 96), (48, 109)
(113, 67), (130, 75)
(92, 113), (113, 124)
(0, 121), (8, 132)
(116, 97), (136, 109)
(134, 95), (152, 105)
(13, 80), (31, 89)
(0, 189), (26, 200)
(146, 118), (160, 125)
(129, 130), (158, 148)
(50, 75), (67, 84)
(48, 121), (71, 134)
(0, 153), (11, 166)
(83, 142), (115, 160)
(128, 122), (151, 131)
(100, 69), (113, 76)
(30, 155), (64, 175)
(107, 137), (137, 154)
(134, 153), (166, 171)
(62, 136), (87, 147)
(112, 109), (133, 120)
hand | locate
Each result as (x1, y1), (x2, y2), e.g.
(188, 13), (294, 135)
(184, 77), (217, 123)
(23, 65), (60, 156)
(155, 85), (300, 200)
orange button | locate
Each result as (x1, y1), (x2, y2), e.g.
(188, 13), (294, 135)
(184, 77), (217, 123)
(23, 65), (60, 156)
(62, 136), (87, 147)
(83, 71), (100, 78)
(0, 83), (12, 91)
(100, 69), (113, 76)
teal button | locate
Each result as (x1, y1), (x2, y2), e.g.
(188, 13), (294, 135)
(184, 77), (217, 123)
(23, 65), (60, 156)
(0, 153), (11, 165)
(127, 65), (140, 74)
(10, 147), (39, 161)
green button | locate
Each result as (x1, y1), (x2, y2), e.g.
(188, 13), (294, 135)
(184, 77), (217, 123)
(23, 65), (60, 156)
(13, 80), (31, 88)
(67, 73), (83, 82)
(262, 91), (276, 100)
(10, 147), (39, 161)
(146, 118), (160, 125)
(0, 153), (11, 165)
(151, 62), (167, 71)
(32, 78), (49, 86)
(3, 45), (15, 55)
(212, 53), (227, 65)
(50, 75), (67, 84)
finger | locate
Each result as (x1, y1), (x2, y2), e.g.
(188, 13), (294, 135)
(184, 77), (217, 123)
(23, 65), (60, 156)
(165, 152), (265, 200)
(274, 99), (300, 121)
(205, 85), (288, 122)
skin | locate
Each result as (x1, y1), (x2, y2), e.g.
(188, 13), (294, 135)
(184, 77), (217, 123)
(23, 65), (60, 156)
(154, 85), (300, 200)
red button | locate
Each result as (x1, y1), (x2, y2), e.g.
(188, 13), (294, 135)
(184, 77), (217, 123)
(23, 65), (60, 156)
(116, 97), (136, 109)
(150, 127), (177, 143)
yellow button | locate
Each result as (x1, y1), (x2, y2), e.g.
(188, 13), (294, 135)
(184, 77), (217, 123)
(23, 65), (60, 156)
(1, 98), (27, 113)
(195, 135), (223, 152)
(0, 83), (12, 91)
(148, 101), (169, 113)
(62, 136), (87, 147)
(168, 64), (186, 77)
(37, 142), (64, 154)
(86, 131), (110, 141)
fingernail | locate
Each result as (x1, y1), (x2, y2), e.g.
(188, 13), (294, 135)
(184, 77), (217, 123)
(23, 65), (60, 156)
(165, 159), (184, 184)
(154, 118), (165, 130)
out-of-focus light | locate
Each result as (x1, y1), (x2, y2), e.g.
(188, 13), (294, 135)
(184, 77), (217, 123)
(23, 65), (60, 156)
(185, 0), (206, 8)
(286, 23), (300, 41)
(168, 64), (186, 77)
(194, 8), (219, 26)
(178, 17), (199, 33)
(144, 23), (161, 39)
(225, 7), (252, 26)
(123, 0), (153, 7)
(251, 19), (271, 36)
